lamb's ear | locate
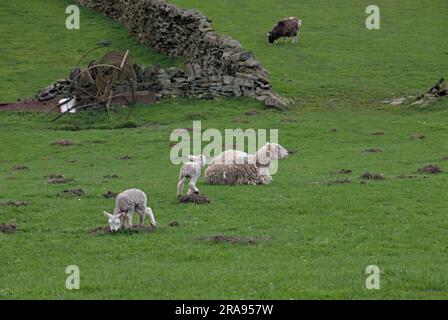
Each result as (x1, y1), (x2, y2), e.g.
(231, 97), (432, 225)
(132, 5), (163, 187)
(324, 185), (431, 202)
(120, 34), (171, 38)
(103, 211), (112, 218)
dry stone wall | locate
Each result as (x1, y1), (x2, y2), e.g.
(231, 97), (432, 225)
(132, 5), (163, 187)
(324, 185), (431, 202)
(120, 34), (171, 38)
(76, 0), (289, 108)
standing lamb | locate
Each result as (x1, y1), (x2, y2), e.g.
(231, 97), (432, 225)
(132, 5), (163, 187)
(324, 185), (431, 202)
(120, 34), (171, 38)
(267, 17), (302, 44)
(205, 143), (289, 185)
(103, 189), (156, 232)
(177, 155), (206, 196)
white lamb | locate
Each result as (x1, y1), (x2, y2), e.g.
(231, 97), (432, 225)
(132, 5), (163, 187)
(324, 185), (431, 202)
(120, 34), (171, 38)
(177, 155), (206, 196)
(103, 188), (156, 232)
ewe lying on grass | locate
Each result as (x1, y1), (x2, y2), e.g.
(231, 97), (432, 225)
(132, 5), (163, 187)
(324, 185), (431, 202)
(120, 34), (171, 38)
(205, 143), (289, 185)
(103, 189), (156, 232)
(177, 155), (206, 196)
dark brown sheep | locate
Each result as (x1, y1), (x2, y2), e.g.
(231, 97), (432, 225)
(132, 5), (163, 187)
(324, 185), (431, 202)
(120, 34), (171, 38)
(267, 17), (302, 44)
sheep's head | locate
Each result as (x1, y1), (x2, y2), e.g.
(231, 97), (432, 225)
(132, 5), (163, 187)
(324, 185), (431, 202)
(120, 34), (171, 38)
(103, 211), (125, 232)
(267, 31), (276, 44)
(256, 143), (289, 166)
(188, 155), (207, 167)
(267, 143), (289, 160)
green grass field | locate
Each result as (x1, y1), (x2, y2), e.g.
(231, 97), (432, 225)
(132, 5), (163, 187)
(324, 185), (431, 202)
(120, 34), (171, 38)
(1, 0), (448, 299)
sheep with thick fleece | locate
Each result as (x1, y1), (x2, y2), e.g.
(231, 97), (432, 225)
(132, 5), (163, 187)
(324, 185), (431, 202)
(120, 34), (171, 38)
(103, 189), (156, 232)
(177, 155), (206, 196)
(205, 143), (289, 185)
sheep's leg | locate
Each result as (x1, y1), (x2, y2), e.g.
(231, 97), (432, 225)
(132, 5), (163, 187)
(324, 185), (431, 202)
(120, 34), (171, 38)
(137, 211), (144, 226)
(145, 207), (157, 227)
(125, 211), (133, 229)
(187, 176), (200, 194)
(177, 177), (185, 196)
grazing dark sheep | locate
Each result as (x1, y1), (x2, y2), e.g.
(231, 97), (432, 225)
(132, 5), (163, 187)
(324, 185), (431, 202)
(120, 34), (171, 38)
(267, 17), (302, 44)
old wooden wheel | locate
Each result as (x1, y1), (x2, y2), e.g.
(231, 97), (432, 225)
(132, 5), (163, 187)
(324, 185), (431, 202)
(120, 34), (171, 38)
(52, 47), (136, 123)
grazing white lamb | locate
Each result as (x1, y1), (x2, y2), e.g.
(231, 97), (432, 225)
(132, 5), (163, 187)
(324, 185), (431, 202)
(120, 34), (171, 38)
(177, 155), (206, 196)
(205, 143), (289, 185)
(103, 188), (156, 232)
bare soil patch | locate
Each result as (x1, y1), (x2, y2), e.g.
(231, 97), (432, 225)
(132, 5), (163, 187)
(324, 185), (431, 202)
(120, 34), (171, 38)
(199, 235), (267, 245)
(45, 174), (73, 184)
(364, 148), (383, 153)
(1, 200), (28, 207)
(0, 99), (58, 113)
(330, 169), (352, 174)
(0, 224), (17, 233)
(51, 139), (75, 146)
(281, 118), (298, 123)
(360, 172), (385, 180)
(244, 110), (260, 116)
(62, 189), (85, 197)
(179, 193), (210, 204)
(103, 191), (118, 199)
(12, 165), (29, 171)
(1, 93), (156, 113)
(323, 179), (351, 185)
(103, 174), (119, 179)
(90, 225), (156, 234)
(329, 128), (338, 133)
(369, 131), (384, 136)
(169, 221), (180, 227)
(396, 175), (419, 179)
(417, 165), (442, 174)
(412, 134), (426, 140)
(119, 155), (133, 160)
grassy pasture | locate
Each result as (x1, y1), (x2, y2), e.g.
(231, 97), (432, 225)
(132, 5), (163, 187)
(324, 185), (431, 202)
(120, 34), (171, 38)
(0, 0), (448, 299)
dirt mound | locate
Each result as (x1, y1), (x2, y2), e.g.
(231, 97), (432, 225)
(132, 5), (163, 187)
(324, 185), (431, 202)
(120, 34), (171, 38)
(396, 175), (419, 179)
(369, 131), (384, 136)
(179, 193), (210, 204)
(199, 235), (267, 245)
(323, 179), (351, 185)
(281, 118), (298, 123)
(90, 225), (156, 234)
(12, 165), (29, 171)
(417, 165), (442, 174)
(1, 200), (28, 207)
(47, 174), (73, 184)
(244, 110), (260, 116)
(360, 172), (385, 180)
(364, 148), (383, 153)
(331, 169), (352, 174)
(0, 224), (17, 233)
(51, 139), (75, 146)
(103, 174), (119, 179)
(103, 191), (118, 199)
(63, 189), (85, 197)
